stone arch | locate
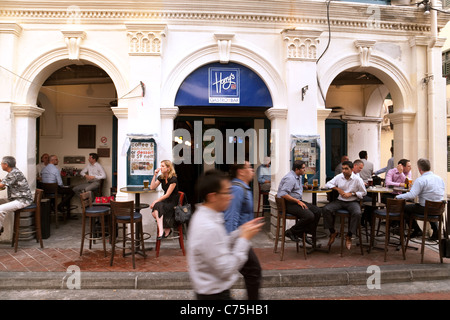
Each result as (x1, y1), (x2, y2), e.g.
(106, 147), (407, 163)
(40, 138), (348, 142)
(318, 52), (413, 114)
(14, 46), (128, 107)
(161, 42), (286, 109)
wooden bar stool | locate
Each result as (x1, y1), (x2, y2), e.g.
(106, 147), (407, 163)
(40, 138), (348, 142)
(41, 182), (64, 228)
(256, 183), (270, 218)
(110, 200), (146, 269)
(155, 191), (186, 258)
(12, 189), (44, 253)
(369, 199), (406, 262)
(273, 197), (306, 260)
(334, 209), (364, 257)
(406, 200), (446, 263)
(79, 191), (110, 257)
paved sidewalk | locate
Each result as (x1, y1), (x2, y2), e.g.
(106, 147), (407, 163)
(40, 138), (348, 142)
(0, 212), (449, 293)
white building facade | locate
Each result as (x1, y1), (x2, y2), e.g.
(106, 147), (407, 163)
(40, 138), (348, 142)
(0, 0), (447, 239)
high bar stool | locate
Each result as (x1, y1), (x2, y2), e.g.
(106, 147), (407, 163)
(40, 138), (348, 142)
(41, 182), (64, 228)
(12, 189), (44, 253)
(369, 198), (406, 262)
(333, 209), (364, 257)
(406, 200), (446, 263)
(110, 200), (146, 269)
(79, 191), (110, 257)
(273, 197), (306, 260)
(256, 183), (270, 218)
(155, 191), (186, 258)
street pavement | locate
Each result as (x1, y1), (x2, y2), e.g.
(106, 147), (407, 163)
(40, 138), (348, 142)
(1, 208), (450, 303)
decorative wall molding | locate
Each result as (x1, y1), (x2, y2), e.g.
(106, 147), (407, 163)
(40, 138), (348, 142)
(160, 107), (179, 120)
(214, 33), (235, 64)
(265, 108), (288, 120)
(61, 30), (86, 60)
(354, 40), (376, 67)
(0, 22), (22, 37)
(125, 23), (166, 56)
(12, 104), (44, 118)
(0, 2), (442, 36)
(282, 28), (322, 61)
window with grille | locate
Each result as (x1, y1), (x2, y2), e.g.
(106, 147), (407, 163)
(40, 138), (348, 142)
(443, 50), (450, 85)
(444, 0), (450, 9)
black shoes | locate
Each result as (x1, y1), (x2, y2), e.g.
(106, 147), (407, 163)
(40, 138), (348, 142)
(409, 229), (423, 238)
(429, 230), (438, 241)
(285, 229), (299, 242)
(157, 229), (172, 241)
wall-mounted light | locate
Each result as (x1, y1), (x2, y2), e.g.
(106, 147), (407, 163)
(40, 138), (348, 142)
(301, 85), (309, 101)
(418, 0), (431, 15)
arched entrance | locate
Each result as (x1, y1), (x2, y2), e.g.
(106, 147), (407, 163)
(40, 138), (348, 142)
(320, 53), (414, 180)
(173, 62), (273, 205)
(14, 46), (127, 202)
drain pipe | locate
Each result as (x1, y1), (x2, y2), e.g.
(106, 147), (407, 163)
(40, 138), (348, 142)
(426, 0), (438, 165)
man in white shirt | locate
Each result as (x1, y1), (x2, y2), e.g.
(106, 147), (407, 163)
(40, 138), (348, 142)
(323, 161), (367, 250)
(396, 158), (445, 240)
(187, 169), (264, 300)
(73, 153), (106, 197)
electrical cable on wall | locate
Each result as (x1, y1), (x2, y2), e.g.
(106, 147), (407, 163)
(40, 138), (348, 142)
(0, 64), (144, 102)
(316, 0), (332, 105)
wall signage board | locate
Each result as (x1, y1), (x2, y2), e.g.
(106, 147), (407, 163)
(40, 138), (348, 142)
(291, 135), (321, 184)
(127, 139), (157, 186)
(208, 67), (240, 104)
(175, 62), (272, 107)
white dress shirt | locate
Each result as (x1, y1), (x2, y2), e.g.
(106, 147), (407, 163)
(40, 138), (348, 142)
(187, 204), (250, 295)
(80, 162), (106, 181)
(325, 172), (367, 201)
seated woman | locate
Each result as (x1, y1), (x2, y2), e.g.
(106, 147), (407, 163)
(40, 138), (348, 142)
(150, 160), (179, 240)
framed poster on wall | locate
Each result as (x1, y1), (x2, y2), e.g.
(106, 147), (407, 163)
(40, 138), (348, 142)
(291, 135), (321, 184)
(127, 138), (157, 186)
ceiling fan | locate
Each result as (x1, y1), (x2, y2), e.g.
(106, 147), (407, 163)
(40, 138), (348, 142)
(88, 100), (118, 108)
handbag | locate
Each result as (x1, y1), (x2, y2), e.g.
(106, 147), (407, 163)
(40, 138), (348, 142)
(174, 203), (192, 224)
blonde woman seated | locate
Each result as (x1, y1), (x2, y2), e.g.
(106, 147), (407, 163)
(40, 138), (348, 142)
(150, 160), (179, 240)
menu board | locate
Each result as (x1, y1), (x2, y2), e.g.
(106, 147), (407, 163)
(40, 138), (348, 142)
(127, 138), (157, 186)
(291, 135), (321, 183)
(130, 141), (155, 176)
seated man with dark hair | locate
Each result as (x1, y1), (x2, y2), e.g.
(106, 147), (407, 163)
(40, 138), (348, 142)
(323, 161), (367, 250)
(276, 160), (321, 244)
(73, 153), (106, 198)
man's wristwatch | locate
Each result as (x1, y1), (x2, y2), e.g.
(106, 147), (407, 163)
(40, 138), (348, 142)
(351, 192), (356, 196)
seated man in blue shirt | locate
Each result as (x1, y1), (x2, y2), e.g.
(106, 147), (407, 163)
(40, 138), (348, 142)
(223, 161), (262, 300)
(277, 160), (321, 244)
(41, 155), (75, 217)
(396, 158), (445, 240)
(256, 156), (271, 192)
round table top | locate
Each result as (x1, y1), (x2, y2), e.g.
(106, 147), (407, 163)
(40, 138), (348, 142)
(303, 188), (332, 193)
(366, 186), (393, 193)
(120, 186), (156, 194)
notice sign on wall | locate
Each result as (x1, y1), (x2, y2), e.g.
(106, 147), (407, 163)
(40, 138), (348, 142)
(129, 141), (155, 176)
(208, 67), (240, 103)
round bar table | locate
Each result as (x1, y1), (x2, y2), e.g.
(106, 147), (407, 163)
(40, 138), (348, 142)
(119, 186), (155, 212)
